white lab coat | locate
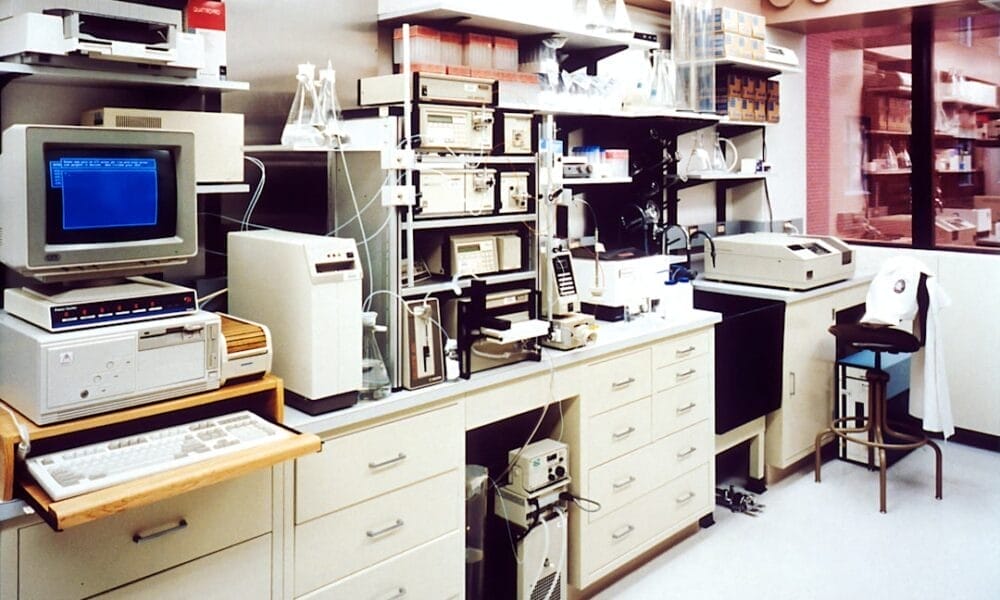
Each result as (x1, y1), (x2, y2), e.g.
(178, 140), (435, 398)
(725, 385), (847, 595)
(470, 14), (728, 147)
(861, 256), (954, 438)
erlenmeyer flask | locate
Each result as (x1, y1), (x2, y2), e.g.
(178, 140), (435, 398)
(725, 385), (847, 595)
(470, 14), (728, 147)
(884, 144), (898, 171)
(359, 312), (391, 401)
(281, 62), (324, 148)
(316, 61), (348, 147)
(686, 132), (711, 175)
(648, 49), (675, 108)
(710, 132), (738, 172)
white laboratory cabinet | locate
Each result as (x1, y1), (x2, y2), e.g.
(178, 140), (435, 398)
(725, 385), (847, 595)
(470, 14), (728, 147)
(564, 328), (716, 590)
(289, 402), (465, 598)
(0, 468), (279, 600)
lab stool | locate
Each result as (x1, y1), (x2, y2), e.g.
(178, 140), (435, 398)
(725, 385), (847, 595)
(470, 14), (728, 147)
(815, 321), (942, 513)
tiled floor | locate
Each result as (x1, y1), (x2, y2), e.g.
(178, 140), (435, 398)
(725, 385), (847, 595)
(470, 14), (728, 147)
(592, 442), (1000, 600)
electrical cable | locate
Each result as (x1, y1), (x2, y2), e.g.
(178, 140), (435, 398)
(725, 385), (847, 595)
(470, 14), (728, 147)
(762, 128), (774, 232)
(198, 287), (228, 309)
(336, 144), (374, 283)
(489, 475), (524, 565)
(241, 156), (267, 231)
(199, 212), (273, 230)
(561, 491), (602, 513)
(326, 172), (395, 236)
(543, 507), (567, 600)
(362, 289), (451, 344)
(1, 405), (31, 460)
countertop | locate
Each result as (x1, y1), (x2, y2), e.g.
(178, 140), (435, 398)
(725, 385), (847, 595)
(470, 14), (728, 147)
(692, 272), (874, 303)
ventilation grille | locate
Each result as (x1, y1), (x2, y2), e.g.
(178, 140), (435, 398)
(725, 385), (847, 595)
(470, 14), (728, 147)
(531, 572), (560, 600)
(115, 115), (163, 129)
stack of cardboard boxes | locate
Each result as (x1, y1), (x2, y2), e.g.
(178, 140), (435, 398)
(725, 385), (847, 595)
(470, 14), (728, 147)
(710, 7), (765, 61)
(716, 72), (779, 123)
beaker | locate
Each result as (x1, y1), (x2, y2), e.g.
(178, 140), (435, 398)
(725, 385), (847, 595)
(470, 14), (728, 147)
(648, 49), (675, 108)
(359, 311), (391, 401)
(280, 63), (324, 148)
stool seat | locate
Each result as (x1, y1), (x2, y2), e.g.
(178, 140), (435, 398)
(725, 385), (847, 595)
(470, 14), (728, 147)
(828, 323), (922, 354)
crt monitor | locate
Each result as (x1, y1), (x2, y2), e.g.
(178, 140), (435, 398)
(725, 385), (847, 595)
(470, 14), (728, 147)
(0, 124), (197, 283)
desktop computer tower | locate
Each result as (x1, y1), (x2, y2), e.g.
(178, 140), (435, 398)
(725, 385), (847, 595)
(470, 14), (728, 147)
(227, 230), (362, 414)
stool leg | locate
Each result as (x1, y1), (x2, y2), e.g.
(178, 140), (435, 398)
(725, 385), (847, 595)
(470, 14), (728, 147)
(878, 446), (888, 513)
(815, 428), (832, 483)
(928, 438), (943, 500)
(871, 370), (889, 513)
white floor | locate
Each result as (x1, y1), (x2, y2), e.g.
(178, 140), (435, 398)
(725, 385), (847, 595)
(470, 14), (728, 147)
(593, 442), (1000, 600)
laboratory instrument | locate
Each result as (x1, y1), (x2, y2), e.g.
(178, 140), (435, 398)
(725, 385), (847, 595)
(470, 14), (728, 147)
(702, 232), (856, 290)
(360, 312), (391, 401)
(81, 108), (245, 183)
(359, 72), (497, 106)
(425, 232), (522, 277)
(498, 171), (532, 214)
(25, 410), (293, 500)
(0, 310), (221, 425)
(571, 249), (683, 321)
(401, 298), (445, 390)
(414, 104), (495, 152)
(494, 438), (572, 600)
(415, 168), (496, 217)
(497, 112), (534, 155)
(0, 125), (198, 283)
(227, 230), (363, 414)
(540, 248), (598, 350)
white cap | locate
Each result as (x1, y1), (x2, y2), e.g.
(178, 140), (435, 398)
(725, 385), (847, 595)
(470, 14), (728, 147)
(861, 256), (926, 326)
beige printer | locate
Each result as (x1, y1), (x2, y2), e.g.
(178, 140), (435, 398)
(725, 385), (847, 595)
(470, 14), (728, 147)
(702, 232), (855, 290)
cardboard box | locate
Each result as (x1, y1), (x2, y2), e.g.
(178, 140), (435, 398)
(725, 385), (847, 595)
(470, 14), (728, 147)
(753, 100), (767, 122)
(766, 97), (780, 123)
(737, 11), (752, 36)
(718, 96), (743, 120)
(712, 7), (741, 33)
(712, 33), (749, 60)
(766, 80), (780, 101)
(185, 0), (225, 80)
(750, 14), (766, 40)
(749, 37), (765, 61)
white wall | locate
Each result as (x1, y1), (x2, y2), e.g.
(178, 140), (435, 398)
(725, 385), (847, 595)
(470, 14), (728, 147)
(854, 245), (1000, 437)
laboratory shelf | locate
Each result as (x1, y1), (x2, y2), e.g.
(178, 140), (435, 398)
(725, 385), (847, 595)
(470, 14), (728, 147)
(376, 1), (658, 53)
(564, 176), (633, 185)
(499, 101), (722, 123)
(407, 213), (536, 230)
(939, 97), (997, 112)
(0, 61), (249, 91)
(197, 183), (251, 195)
(683, 173), (767, 181)
(936, 169), (979, 174)
(399, 270), (538, 297)
(863, 169), (911, 176)
(869, 129), (912, 136)
(414, 155), (538, 166)
(703, 56), (802, 77)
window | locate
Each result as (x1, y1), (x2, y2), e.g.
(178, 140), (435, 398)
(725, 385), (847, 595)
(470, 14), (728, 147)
(807, 2), (1000, 253)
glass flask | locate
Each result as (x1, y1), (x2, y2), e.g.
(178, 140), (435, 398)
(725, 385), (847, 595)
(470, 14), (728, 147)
(710, 132), (738, 173)
(360, 311), (391, 401)
(280, 62), (324, 148)
(316, 61), (348, 147)
(648, 49), (675, 108)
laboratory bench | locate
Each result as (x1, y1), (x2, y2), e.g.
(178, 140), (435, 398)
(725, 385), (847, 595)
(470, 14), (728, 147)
(0, 273), (875, 598)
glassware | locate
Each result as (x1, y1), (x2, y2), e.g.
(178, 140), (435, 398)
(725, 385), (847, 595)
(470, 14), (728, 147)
(359, 311), (391, 401)
(648, 49), (675, 109)
(710, 132), (738, 173)
(281, 62), (324, 148)
(315, 61), (348, 147)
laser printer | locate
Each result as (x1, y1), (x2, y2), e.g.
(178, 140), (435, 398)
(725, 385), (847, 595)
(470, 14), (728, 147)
(702, 232), (855, 290)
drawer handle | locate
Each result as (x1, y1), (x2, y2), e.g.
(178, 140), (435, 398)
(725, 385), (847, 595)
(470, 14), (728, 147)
(369, 452), (408, 470)
(675, 345), (696, 357)
(611, 377), (636, 390)
(675, 368), (697, 380)
(612, 475), (637, 490)
(375, 588), (407, 600)
(612, 524), (635, 540)
(132, 518), (188, 544)
(676, 402), (697, 414)
(612, 426), (636, 440)
(367, 518), (405, 539)
(677, 446), (697, 459)
(676, 491), (696, 504)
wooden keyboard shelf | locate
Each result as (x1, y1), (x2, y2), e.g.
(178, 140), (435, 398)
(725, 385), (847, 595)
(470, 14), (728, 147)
(0, 375), (321, 530)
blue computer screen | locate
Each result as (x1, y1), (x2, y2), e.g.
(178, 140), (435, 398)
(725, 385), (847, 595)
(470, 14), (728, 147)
(48, 157), (159, 230)
(44, 146), (178, 245)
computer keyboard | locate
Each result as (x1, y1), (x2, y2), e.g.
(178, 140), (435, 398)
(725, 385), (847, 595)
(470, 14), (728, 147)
(26, 411), (293, 501)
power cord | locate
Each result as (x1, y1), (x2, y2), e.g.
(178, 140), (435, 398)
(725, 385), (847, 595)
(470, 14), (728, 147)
(1, 405), (31, 459)
(241, 156), (267, 231)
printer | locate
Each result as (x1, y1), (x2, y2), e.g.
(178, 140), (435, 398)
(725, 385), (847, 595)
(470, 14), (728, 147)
(702, 232), (855, 290)
(0, 0), (204, 71)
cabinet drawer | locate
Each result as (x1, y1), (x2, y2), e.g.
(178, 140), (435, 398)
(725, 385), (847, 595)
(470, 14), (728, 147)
(296, 403), (462, 523)
(298, 531), (463, 600)
(294, 470), (461, 597)
(586, 445), (658, 523)
(658, 420), (711, 480)
(18, 469), (272, 600)
(584, 348), (651, 416)
(653, 331), (711, 368)
(651, 376), (711, 439)
(580, 463), (711, 580)
(652, 353), (711, 392)
(94, 534), (272, 600)
(588, 398), (651, 467)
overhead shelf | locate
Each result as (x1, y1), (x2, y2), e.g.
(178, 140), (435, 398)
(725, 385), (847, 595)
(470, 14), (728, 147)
(863, 169), (911, 176)
(407, 213), (536, 230)
(377, 1), (658, 53)
(0, 61), (249, 91)
(564, 176), (633, 185)
(399, 270), (538, 297)
(705, 57), (801, 77)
